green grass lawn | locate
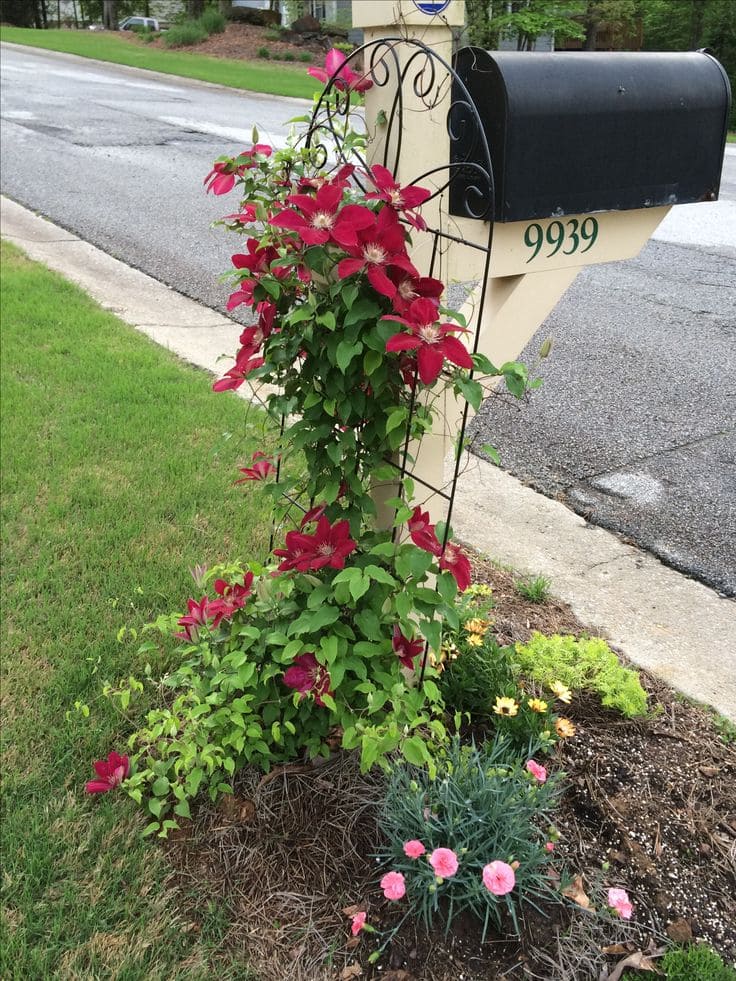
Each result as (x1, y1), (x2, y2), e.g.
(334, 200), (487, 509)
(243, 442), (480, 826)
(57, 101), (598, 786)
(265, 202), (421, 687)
(0, 240), (270, 979)
(0, 26), (318, 100)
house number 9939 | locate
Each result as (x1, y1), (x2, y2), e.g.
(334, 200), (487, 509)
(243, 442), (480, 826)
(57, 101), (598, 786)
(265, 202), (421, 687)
(523, 216), (599, 262)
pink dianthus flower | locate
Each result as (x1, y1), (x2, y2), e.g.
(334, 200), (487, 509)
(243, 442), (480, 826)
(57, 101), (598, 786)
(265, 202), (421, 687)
(428, 847), (459, 879)
(482, 860), (516, 896)
(403, 839), (426, 859)
(380, 871), (406, 900)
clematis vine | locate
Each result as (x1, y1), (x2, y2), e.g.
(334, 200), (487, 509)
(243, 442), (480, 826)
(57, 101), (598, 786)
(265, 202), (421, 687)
(174, 596), (224, 641)
(204, 144), (272, 195)
(282, 652), (333, 707)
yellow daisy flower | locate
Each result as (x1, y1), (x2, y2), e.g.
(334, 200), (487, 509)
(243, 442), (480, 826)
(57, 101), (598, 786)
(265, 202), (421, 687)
(466, 634), (483, 647)
(464, 617), (492, 636)
(527, 698), (548, 713)
(550, 680), (573, 704)
(555, 717), (576, 738)
(493, 696), (519, 717)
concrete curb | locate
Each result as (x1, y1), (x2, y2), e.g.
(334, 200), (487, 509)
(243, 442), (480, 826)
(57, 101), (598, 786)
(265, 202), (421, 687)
(3, 195), (734, 721)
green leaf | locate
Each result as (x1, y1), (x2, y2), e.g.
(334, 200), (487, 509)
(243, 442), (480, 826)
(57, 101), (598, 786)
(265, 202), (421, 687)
(174, 799), (191, 820)
(481, 444), (501, 465)
(349, 571), (370, 601)
(402, 735), (430, 767)
(471, 352), (498, 375)
(320, 635), (339, 663)
(386, 407), (408, 435)
(364, 564), (396, 586)
(151, 777), (169, 797)
(337, 340), (362, 373)
(363, 349), (382, 376)
(455, 376), (483, 412)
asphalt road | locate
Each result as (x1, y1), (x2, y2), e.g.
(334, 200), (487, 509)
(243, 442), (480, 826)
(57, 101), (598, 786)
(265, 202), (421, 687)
(2, 44), (734, 596)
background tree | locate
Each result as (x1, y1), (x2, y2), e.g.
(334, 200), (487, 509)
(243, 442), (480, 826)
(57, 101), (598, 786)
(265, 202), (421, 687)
(102, 0), (117, 29)
(582, 0), (637, 49)
(641, 0), (735, 128)
(492, 0), (586, 51)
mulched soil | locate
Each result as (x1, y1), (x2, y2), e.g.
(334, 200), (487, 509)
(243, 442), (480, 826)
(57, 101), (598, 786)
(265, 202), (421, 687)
(123, 22), (329, 63)
(166, 559), (736, 980)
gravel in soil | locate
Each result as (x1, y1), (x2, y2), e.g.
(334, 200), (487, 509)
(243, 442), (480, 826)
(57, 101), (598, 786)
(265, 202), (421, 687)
(166, 558), (736, 980)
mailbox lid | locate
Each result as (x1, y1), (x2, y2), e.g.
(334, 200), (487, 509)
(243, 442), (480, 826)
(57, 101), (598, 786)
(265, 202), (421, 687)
(451, 47), (731, 222)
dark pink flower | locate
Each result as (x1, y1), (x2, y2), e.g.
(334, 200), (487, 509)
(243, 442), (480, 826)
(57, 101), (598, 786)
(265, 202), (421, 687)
(384, 297), (473, 385)
(211, 571), (254, 618)
(212, 339), (266, 392)
(174, 596), (224, 641)
(272, 181), (374, 248)
(482, 860), (516, 896)
(235, 451), (277, 483)
(429, 847), (459, 878)
(203, 144), (272, 195)
(220, 204), (257, 225)
(526, 759), (547, 783)
(388, 269), (444, 317)
(85, 751), (129, 794)
(392, 625), (424, 669)
(282, 652), (333, 707)
(350, 911), (367, 936)
(608, 888), (633, 919)
(337, 207), (418, 298)
(308, 48), (373, 93)
(273, 516), (356, 572)
(231, 238), (279, 277)
(407, 506), (441, 555)
(365, 164), (431, 230)
(438, 542), (471, 592)
(380, 870), (406, 900)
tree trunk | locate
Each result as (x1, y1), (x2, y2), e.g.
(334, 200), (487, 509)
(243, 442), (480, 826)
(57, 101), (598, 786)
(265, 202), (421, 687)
(688, 0), (706, 48)
(102, 0), (117, 30)
(583, 1), (600, 50)
(187, 0), (205, 18)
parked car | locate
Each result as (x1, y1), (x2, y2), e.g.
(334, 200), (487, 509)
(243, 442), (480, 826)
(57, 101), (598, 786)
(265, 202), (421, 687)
(119, 16), (160, 32)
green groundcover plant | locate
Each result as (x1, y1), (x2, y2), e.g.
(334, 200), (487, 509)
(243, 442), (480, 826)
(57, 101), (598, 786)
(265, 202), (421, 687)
(376, 734), (564, 937)
(515, 632), (649, 718)
(84, 49), (536, 834)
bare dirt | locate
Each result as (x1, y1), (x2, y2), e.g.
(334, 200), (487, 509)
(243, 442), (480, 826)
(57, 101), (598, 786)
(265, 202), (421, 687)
(166, 560), (736, 980)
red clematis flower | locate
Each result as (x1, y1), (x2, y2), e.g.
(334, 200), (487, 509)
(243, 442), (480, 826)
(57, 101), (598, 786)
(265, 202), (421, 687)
(365, 164), (431, 230)
(388, 269), (444, 317)
(337, 207), (419, 298)
(232, 239), (279, 276)
(212, 343), (265, 392)
(204, 144), (273, 195)
(392, 625), (425, 669)
(296, 164), (355, 193)
(282, 652), (334, 707)
(439, 542), (471, 592)
(85, 751), (130, 794)
(407, 506), (442, 555)
(273, 516), (357, 572)
(221, 204), (257, 226)
(174, 595), (225, 641)
(384, 297), (473, 385)
(272, 182), (374, 248)
(210, 571), (254, 618)
(300, 503), (328, 528)
(235, 451), (277, 483)
(308, 48), (373, 93)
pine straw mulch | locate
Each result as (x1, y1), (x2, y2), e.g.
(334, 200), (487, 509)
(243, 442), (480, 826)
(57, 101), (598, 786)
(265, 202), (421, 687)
(121, 23), (329, 63)
(165, 559), (736, 981)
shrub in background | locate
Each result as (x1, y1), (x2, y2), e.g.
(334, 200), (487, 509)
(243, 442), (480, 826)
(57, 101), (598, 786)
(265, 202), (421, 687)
(516, 633), (649, 717)
(163, 21), (208, 48)
(377, 735), (563, 936)
(199, 6), (226, 34)
(621, 943), (736, 981)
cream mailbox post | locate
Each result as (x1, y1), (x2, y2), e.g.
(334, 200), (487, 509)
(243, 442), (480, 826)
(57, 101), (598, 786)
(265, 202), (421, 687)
(351, 0), (731, 526)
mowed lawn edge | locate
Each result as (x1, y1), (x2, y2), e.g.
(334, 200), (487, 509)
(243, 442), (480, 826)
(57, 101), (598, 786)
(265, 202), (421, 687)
(0, 26), (317, 100)
(0, 240), (269, 979)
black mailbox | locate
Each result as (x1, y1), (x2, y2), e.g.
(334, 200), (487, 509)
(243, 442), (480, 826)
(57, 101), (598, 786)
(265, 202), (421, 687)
(450, 48), (731, 222)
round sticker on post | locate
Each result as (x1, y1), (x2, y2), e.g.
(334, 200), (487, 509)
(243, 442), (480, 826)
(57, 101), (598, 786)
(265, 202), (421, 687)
(412, 0), (452, 13)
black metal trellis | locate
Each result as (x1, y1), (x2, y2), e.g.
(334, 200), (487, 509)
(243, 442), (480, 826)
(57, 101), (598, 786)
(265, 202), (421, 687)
(272, 37), (498, 677)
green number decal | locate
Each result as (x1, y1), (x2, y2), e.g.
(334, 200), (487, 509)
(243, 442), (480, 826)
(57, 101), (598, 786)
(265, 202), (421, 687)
(546, 220), (565, 256)
(580, 216), (599, 253)
(563, 217), (580, 254)
(524, 215), (599, 261)
(524, 223), (544, 262)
